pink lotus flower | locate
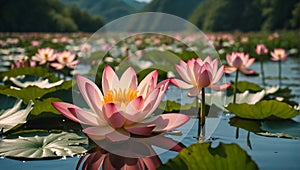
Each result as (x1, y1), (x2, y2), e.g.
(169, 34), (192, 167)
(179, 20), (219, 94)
(225, 52), (255, 74)
(255, 44), (268, 55)
(32, 48), (56, 65)
(50, 51), (79, 70)
(52, 66), (189, 142)
(171, 56), (231, 97)
(271, 48), (288, 61)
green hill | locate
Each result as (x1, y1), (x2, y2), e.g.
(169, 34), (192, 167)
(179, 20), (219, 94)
(60, 0), (147, 22)
(141, 0), (203, 19)
(189, 0), (299, 32)
(0, 0), (104, 32)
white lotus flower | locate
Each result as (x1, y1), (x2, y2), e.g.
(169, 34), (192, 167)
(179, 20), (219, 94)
(0, 100), (33, 133)
(205, 90), (265, 112)
(9, 77), (64, 89)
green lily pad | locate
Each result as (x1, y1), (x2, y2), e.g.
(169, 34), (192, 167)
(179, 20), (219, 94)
(236, 81), (263, 92)
(158, 142), (258, 170)
(30, 97), (62, 116)
(229, 117), (300, 139)
(0, 80), (72, 104)
(0, 67), (60, 82)
(0, 132), (87, 159)
(259, 119), (300, 139)
(229, 117), (263, 133)
(226, 100), (299, 119)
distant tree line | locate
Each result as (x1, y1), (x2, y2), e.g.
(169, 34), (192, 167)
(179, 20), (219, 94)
(189, 0), (299, 31)
(0, 0), (104, 32)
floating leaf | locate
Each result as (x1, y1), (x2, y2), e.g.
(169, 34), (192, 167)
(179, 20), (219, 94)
(158, 142), (258, 170)
(229, 117), (263, 133)
(0, 132), (87, 159)
(230, 117), (300, 139)
(236, 81), (263, 92)
(0, 99), (33, 133)
(259, 119), (300, 139)
(30, 98), (62, 116)
(226, 100), (300, 119)
(0, 67), (60, 82)
(0, 80), (72, 104)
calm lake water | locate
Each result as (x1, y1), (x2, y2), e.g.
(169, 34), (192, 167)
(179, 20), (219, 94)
(0, 57), (299, 169)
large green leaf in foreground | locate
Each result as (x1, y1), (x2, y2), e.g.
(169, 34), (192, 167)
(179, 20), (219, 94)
(158, 142), (258, 170)
(0, 132), (87, 159)
(226, 100), (299, 119)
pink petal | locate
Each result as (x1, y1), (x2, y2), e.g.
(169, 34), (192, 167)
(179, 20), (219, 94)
(119, 67), (138, 90)
(232, 56), (243, 68)
(175, 64), (192, 83)
(146, 80), (170, 116)
(244, 58), (255, 68)
(226, 54), (233, 65)
(76, 74), (101, 112)
(50, 63), (64, 70)
(52, 102), (84, 124)
(188, 87), (200, 97)
(124, 123), (156, 136)
(224, 66), (237, 74)
(125, 96), (146, 123)
(102, 103), (125, 128)
(105, 129), (130, 142)
(212, 65), (224, 84)
(150, 113), (190, 133)
(68, 107), (100, 126)
(209, 83), (231, 91)
(85, 83), (105, 120)
(170, 78), (193, 89)
(197, 69), (211, 88)
(102, 65), (119, 93)
(137, 70), (158, 98)
(240, 68), (255, 75)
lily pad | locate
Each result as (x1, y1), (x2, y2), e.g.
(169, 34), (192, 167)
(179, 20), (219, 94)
(230, 117), (300, 139)
(158, 142), (258, 170)
(0, 132), (87, 159)
(0, 80), (72, 104)
(236, 81), (263, 92)
(0, 99), (33, 133)
(0, 67), (60, 82)
(226, 100), (299, 119)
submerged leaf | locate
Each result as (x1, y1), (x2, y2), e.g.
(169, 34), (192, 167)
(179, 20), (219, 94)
(226, 100), (300, 119)
(0, 99), (33, 133)
(158, 142), (258, 170)
(0, 132), (87, 159)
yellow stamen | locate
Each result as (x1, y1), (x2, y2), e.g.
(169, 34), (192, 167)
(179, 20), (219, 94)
(103, 88), (138, 106)
(63, 56), (68, 62)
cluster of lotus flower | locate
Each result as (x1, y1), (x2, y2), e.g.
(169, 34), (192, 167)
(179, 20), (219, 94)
(11, 48), (79, 70)
(50, 41), (289, 142)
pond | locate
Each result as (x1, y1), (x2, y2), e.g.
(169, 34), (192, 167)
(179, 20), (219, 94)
(1, 56), (299, 169)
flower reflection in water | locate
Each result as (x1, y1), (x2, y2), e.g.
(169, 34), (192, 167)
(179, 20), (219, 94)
(77, 135), (184, 170)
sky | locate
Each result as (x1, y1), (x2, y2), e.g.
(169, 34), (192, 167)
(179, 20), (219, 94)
(136, 0), (152, 3)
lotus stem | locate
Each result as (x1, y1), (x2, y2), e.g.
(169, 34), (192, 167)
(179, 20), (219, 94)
(233, 70), (239, 104)
(196, 88), (206, 141)
(279, 60), (282, 86)
(201, 88), (206, 127)
(260, 59), (265, 86)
